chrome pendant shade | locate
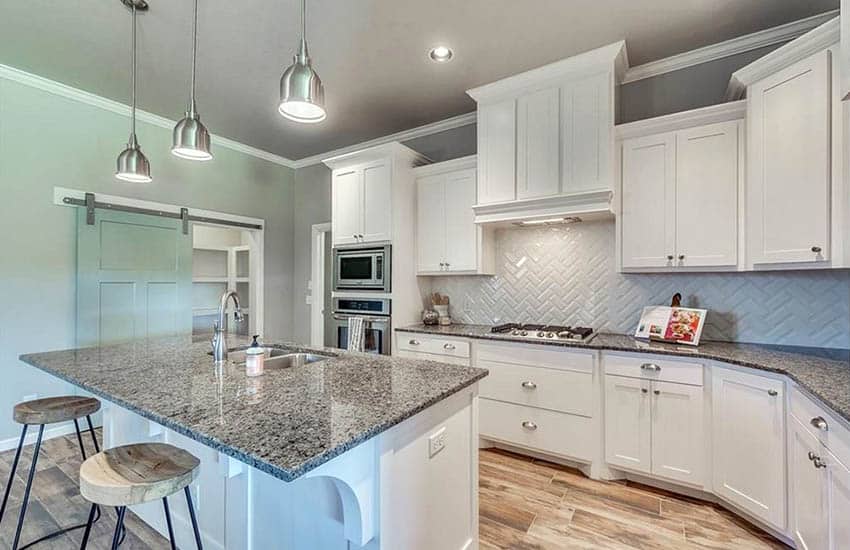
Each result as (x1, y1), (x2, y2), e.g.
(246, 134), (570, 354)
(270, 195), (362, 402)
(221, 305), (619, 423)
(116, 0), (152, 183)
(279, 0), (326, 123)
(172, 0), (212, 160)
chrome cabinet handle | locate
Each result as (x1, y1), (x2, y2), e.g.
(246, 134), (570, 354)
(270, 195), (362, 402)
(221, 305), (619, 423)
(439, 262), (445, 269)
(408, 339), (420, 345)
(443, 343), (456, 350)
(640, 363), (661, 372)
(666, 255), (674, 261)
(812, 246), (822, 253)
(767, 389), (778, 396)
(641, 388), (648, 394)
(653, 389), (660, 395)
(811, 416), (829, 431)
(808, 451), (818, 461)
(521, 421), (538, 431)
(678, 254), (685, 261)
(521, 381), (537, 390)
(814, 457), (828, 469)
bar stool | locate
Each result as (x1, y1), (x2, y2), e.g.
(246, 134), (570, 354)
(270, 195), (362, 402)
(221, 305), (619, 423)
(0, 396), (103, 550)
(79, 442), (203, 550)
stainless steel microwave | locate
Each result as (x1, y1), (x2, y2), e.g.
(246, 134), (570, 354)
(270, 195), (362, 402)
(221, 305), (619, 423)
(333, 245), (391, 292)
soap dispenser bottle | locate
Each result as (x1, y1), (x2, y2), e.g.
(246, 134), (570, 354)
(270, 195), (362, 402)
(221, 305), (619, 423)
(245, 335), (265, 377)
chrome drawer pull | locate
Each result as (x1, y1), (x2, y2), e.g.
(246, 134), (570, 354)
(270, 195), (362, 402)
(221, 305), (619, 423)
(521, 421), (538, 431)
(640, 363), (661, 372)
(814, 457), (828, 469)
(641, 388), (648, 394)
(767, 389), (778, 396)
(809, 451), (818, 461)
(521, 381), (537, 390)
(811, 416), (829, 431)
(443, 343), (456, 350)
(408, 340), (420, 345)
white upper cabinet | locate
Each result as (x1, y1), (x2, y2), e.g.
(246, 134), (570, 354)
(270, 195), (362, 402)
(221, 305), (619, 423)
(517, 87), (560, 200)
(618, 106), (743, 272)
(712, 367), (786, 531)
(468, 41), (626, 224)
(748, 49), (831, 265)
(414, 157), (494, 276)
(326, 143), (427, 248)
(621, 132), (677, 269)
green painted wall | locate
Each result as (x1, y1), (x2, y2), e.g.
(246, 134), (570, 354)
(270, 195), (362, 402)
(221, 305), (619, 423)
(0, 77), (295, 445)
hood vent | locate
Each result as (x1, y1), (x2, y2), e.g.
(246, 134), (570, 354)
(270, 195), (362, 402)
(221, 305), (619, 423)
(474, 189), (614, 226)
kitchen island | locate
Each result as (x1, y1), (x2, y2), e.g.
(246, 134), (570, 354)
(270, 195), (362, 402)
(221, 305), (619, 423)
(20, 337), (487, 550)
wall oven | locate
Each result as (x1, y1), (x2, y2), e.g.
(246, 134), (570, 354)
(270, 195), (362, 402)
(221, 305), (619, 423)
(332, 297), (391, 355)
(333, 245), (391, 292)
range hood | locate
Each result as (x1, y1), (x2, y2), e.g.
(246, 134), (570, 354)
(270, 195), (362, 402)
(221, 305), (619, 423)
(473, 189), (614, 226)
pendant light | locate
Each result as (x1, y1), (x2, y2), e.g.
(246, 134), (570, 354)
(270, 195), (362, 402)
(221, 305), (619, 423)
(278, 0), (326, 123)
(172, 0), (212, 160)
(116, 0), (152, 183)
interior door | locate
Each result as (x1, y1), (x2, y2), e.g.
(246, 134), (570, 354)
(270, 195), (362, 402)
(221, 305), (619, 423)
(651, 381), (704, 486)
(332, 169), (362, 246)
(675, 121), (740, 267)
(416, 174), (446, 272)
(444, 169), (478, 272)
(362, 161), (393, 242)
(604, 375), (651, 474)
(621, 132), (677, 269)
(748, 49), (831, 264)
(76, 209), (192, 347)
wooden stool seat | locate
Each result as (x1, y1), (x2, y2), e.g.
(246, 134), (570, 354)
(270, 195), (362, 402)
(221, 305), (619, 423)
(13, 396), (101, 425)
(80, 443), (200, 507)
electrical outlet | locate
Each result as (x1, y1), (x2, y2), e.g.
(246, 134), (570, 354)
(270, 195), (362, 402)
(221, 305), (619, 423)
(428, 427), (447, 458)
(305, 294), (312, 305)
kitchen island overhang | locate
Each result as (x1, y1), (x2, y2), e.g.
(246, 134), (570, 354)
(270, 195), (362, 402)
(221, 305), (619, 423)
(20, 337), (487, 550)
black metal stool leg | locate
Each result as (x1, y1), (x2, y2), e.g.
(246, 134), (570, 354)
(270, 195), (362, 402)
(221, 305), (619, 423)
(0, 424), (27, 524)
(185, 486), (203, 550)
(12, 424), (43, 550)
(78, 503), (97, 549)
(111, 506), (126, 550)
(162, 497), (177, 550)
(84, 415), (100, 454)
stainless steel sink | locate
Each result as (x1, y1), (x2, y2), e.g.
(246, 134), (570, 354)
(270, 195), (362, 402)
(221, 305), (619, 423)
(224, 348), (330, 369)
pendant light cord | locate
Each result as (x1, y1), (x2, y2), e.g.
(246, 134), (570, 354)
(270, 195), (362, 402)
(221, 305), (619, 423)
(130, 4), (137, 141)
(299, 0), (308, 58)
(190, 0), (198, 115)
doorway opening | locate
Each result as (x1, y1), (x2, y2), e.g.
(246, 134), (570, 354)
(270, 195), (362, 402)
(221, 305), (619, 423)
(310, 223), (332, 347)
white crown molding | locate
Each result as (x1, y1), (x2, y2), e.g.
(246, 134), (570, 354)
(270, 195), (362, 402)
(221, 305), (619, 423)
(725, 15), (840, 100)
(615, 100), (746, 140)
(0, 64), (297, 169)
(411, 155), (476, 177)
(292, 111), (476, 169)
(322, 141), (430, 171)
(467, 41), (627, 103)
(623, 10), (838, 85)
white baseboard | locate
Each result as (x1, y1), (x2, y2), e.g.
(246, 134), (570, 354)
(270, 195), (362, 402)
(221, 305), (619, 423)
(0, 419), (102, 453)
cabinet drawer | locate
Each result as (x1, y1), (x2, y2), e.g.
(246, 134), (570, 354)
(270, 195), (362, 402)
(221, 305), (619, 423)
(478, 361), (592, 416)
(477, 341), (594, 373)
(395, 349), (471, 367)
(397, 334), (470, 359)
(479, 398), (593, 462)
(791, 386), (850, 468)
(603, 353), (703, 386)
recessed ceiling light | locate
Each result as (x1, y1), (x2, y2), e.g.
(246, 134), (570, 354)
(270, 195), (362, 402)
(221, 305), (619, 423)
(429, 45), (453, 63)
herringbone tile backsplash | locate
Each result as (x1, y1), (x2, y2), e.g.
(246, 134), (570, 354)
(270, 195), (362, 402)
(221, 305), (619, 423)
(427, 220), (850, 349)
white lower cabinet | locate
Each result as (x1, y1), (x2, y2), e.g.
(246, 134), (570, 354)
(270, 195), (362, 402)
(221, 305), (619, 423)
(791, 417), (829, 550)
(712, 367), (786, 531)
(604, 375), (703, 486)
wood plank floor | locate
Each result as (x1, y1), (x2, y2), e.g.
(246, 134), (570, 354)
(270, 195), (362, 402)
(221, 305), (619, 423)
(479, 448), (791, 550)
(0, 432), (791, 549)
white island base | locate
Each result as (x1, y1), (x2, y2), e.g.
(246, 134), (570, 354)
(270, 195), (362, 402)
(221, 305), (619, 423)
(97, 386), (479, 550)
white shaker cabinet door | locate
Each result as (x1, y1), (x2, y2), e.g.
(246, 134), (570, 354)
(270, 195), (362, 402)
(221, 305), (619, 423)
(827, 447), (850, 550)
(477, 98), (517, 205)
(332, 169), (362, 246)
(604, 375), (651, 474)
(621, 132), (677, 269)
(712, 368), (786, 530)
(444, 169), (478, 272)
(517, 87), (560, 200)
(675, 121), (740, 268)
(650, 381), (705, 487)
(790, 417), (829, 550)
(416, 175), (446, 273)
(563, 72), (611, 194)
(748, 49), (831, 265)
(362, 161), (393, 243)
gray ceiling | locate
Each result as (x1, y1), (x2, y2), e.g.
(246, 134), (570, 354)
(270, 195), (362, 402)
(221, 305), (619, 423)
(0, 1), (838, 161)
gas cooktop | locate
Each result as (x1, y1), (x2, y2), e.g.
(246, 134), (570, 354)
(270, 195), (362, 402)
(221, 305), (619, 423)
(490, 323), (596, 342)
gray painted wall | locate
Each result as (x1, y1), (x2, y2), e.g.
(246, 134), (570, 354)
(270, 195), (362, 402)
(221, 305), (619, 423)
(0, 77), (295, 444)
(292, 164), (332, 344)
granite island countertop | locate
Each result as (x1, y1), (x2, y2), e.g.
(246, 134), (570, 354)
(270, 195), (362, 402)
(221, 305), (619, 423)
(397, 323), (850, 425)
(19, 336), (487, 482)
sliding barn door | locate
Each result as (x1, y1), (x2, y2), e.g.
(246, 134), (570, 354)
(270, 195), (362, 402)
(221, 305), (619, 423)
(76, 209), (192, 347)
